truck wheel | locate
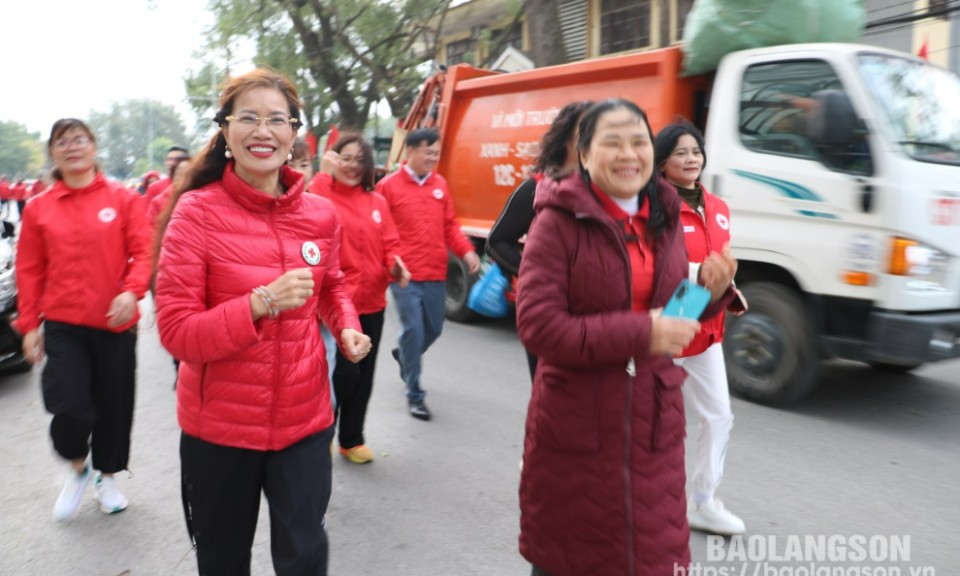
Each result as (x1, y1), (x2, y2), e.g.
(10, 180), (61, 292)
(723, 282), (818, 405)
(868, 361), (922, 374)
(445, 252), (479, 323)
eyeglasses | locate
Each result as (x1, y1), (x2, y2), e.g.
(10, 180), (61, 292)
(53, 136), (92, 150)
(339, 154), (364, 166)
(225, 114), (301, 130)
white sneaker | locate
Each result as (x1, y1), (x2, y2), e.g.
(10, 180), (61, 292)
(52, 463), (92, 521)
(95, 474), (129, 514)
(688, 498), (746, 535)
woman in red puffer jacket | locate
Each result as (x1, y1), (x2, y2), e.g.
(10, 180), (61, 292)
(154, 68), (371, 575)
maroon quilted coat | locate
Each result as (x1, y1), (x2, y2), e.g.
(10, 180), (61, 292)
(516, 173), (731, 575)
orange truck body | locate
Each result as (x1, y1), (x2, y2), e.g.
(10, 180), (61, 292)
(402, 46), (710, 238)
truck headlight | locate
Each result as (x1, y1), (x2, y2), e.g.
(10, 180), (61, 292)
(888, 237), (949, 290)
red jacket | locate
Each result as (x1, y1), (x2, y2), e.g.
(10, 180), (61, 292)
(29, 180), (47, 198)
(309, 173), (401, 314)
(675, 181), (732, 357)
(144, 177), (170, 204)
(516, 174), (733, 575)
(146, 184), (173, 231)
(155, 163), (361, 451)
(11, 183), (28, 202)
(15, 174), (151, 334)
(376, 165), (474, 281)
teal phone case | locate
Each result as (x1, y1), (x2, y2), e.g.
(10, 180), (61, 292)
(663, 279), (711, 320)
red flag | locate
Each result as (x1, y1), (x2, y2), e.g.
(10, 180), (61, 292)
(324, 125), (340, 152)
(918, 38), (929, 61)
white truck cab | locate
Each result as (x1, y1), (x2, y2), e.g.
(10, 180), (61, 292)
(704, 43), (960, 404)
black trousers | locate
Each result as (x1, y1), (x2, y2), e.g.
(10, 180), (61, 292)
(41, 321), (137, 474)
(180, 426), (334, 576)
(332, 310), (384, 449)
(531, 566), (553, 576)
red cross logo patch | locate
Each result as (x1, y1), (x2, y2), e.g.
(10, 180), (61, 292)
(301, 241), (321, 266)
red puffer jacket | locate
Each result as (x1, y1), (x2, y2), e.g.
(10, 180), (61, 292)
(156, 163), (361, 451)
(517, 173), (732, 576)
(376, 165), (474, 281)
(309, 173), (401, 314)
(675, 181), (733, 357)
(15, 173), (151, 334)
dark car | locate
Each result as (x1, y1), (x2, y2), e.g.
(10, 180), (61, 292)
(0, 220), (29, 374)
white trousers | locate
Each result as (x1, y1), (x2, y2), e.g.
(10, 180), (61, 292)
(674, 342), (734, 504)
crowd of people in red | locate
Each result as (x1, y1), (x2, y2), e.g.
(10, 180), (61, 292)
(11, 65), (743, 576)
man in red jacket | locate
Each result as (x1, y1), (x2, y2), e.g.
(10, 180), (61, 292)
(378, 129), (480, 420)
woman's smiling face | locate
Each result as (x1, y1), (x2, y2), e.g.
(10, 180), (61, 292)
(223, 86), (298, 189)
(579, 107), (654, 200)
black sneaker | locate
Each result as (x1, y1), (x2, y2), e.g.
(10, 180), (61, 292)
(408, 400), (431, 421)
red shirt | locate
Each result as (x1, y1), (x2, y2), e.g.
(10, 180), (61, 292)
(15, 174), (152, 334)
(309, 173), (401, 314)
(592, 183), (656, 312)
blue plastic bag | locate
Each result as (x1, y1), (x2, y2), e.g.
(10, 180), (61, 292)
(467, 262), (509, 318)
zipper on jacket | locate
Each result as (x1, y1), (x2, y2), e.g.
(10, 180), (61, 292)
(268, 207), (287, 448)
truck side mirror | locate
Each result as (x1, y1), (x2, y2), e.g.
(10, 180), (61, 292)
(808, 89), (856, 148)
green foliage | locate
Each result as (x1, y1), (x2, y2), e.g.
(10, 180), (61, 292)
(88, 100), (190, 180)
(187, 0), (451, 134)
(0, 121), (44, 180)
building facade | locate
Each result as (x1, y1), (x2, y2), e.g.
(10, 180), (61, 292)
(434, 0), (959, 75)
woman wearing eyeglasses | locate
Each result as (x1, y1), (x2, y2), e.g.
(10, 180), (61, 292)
(309, 133), (410, 464)
(154, 68), (371, 575)
(16, 118), (152, 521)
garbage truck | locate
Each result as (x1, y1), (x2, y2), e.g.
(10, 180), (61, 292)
(396, 43), (960, 405)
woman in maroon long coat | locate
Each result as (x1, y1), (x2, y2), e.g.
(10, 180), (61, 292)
(516, 99), (737, 576)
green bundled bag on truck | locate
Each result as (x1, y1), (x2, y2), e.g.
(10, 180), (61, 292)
(681, 0), (866, 76)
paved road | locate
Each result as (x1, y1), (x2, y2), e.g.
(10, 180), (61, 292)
(1, 298), (955, 575)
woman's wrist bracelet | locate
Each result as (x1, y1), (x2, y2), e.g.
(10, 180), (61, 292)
(252, 286), (280, 318)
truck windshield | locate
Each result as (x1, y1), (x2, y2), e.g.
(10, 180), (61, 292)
(858, 53), (960, 166)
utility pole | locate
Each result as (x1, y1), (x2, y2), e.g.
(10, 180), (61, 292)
(147, 100), (154, 172)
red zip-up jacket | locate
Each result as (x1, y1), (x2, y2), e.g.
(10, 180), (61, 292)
(156, 164), (361, 451)
(376, 165), (474, 281)
(309, 173), (401, 314)
(15, 174), (151, 334)
(674, 181), (732, 357)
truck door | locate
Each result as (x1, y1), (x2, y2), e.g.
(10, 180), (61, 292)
(721, 58), (880, 404)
